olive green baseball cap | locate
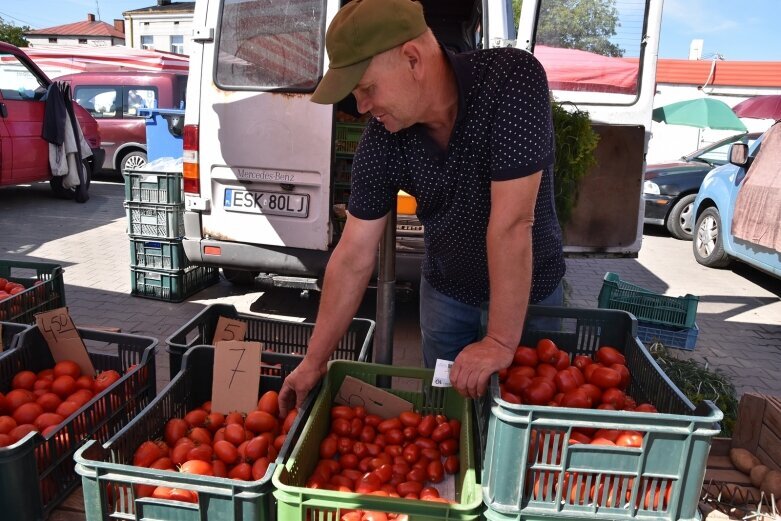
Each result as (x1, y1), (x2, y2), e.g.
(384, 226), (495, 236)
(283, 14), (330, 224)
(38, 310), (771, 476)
(311, 0), (428, 104)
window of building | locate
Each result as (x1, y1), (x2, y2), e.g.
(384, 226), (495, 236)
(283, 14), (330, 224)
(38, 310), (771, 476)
(170, 35), (184, 54)
(48, 37), (57, 43)
(78, 38), (87, 44)
(140, 35), (154, 50)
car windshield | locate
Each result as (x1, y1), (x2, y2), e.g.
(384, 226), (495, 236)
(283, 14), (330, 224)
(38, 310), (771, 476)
(684, 133), (758, 165)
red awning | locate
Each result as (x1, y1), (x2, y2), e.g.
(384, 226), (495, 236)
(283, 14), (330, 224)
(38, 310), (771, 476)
(18, 45), (189, 77)
(534, 45), (638, 94)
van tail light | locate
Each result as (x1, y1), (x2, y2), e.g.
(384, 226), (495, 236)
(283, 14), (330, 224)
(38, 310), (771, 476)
(183, 124), (200, 195)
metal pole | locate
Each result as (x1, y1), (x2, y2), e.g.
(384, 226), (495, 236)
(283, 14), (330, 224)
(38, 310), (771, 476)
(374, 206), (397, 381)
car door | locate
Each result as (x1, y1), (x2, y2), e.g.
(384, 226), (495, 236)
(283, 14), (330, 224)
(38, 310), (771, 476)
(0, 48), (49, 184)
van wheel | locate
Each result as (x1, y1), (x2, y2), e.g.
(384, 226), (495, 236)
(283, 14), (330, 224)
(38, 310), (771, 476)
(221, 269), (259, 286)
(120, 150), (147, 175)
(693, 207), (730, 268)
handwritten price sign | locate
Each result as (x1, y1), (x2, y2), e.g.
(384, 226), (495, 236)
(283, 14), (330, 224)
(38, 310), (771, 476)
(211, 340), (261, 414)
(35, 307), (95, 375)
(212, 316), (247, 343)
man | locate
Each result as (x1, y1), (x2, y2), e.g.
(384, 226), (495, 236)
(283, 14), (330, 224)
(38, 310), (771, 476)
(279, 0), (565, 416)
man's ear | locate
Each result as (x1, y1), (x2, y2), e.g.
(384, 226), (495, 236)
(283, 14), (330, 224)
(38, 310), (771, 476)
(400, 40), (423, 78)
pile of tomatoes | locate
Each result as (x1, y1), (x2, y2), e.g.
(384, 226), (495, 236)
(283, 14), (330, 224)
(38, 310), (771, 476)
(498, 339), (658, 416)
(0, 277), (46, 320)
(128, 390), (297, 503)
(305, 405), (462, 520)
(0, 360), (121, 447)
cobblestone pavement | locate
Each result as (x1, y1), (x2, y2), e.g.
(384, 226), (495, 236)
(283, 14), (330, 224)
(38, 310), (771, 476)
(2, 178), (780, 398)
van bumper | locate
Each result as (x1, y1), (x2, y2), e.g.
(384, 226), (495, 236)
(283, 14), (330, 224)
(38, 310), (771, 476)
(182, 237), (423, 285)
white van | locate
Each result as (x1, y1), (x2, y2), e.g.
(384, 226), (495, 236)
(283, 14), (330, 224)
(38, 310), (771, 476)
(182, 0), (663, 287)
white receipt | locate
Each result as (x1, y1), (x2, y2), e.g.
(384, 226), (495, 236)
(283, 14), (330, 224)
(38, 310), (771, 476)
(432, 359), (454, 387)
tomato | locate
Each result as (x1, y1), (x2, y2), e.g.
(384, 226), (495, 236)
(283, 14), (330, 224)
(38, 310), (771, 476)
(181, 459), (214, 476)
(36, 392), (62, 413)
(583, 363), (602, 381)
(67, 389), (93, 406)
(420, 486), (439, 498)
(252, 457), (270, 480)
(417, 415), (436, 437)
(188, 426), (212, 446)
(401, 443), (420, 464)
(320, 437), (338, 459)
(187, 443), (213, 462)
(0, 416), (17, 435)
(55, 400), (80, 418)
(9, 424), (36, 442)
(535, 363), (557, 380)
(590, 438), (616, 446)
(332, 417), (352, 437)
(377, 418), (402, 433)
(600, 388), (626, 409)
(282, 409), (298, 434)
(430, 423), (452, 442)
(257, 390), (279, 417)
(150, 457), (175, 471)
(439, 438), (458, 457)
(536, 339), (560, 365)
(406, 467), (426, 483)
(53, 360), (81, 379)
(205, 412), (225, 433)
(553, 350), (570, 370)
(572, 355), (593, 371)
(509, 365), (537, 379)
(51, 376), (77, 399)
(331, 406), (356, 421)
(385, 429), (404, 445)
(341, 512), (362, 521)
(504, 373), (532, 395)
(569, 431), (592, 444)
(588, 367), (622, 389)
(362, 512), (388, 521)
(513, 346), (539, 367)
(373, 434), (387, 448)
(500, 390), (522, 404)
(133, 441), (164, 467)
(426, 460), (444, 483)
(560, 388), (591, 409)
(522, 378), (556, 405)
(246, 435), (270, 460)
(164, 418), (188, 446)
(245, 411), (277, 434)
(399, 411), (421, 428)
(443, 455), (459, 474)
(224, 423), (246, 445)
(34, 412), (64, 431)
(350, 418), (363, 438)
(225, 411), (244, 425)
(384, 444), (402, 458)
(93, 370), (121, 393)
(365, 442), (381, 457)
(615, 430), (643, 448)
(634, 403), (658, 413)
(553, 370), (579, 394)
(170, 442), (192, 465)
(74, 375), (94, 390)
(11, 370), (37, 391)
(351, 441), (367, 458)
(579, 384), (602, 405)
(374, 463), (393, 483)
(595, 346), (626, 366)
(448, 419), (461, 437)
(610, 363), (631, 389)
(184, 409), (208, 428)
(213, 440), (240, 464)
(355, 472), (381, 493)
(13, 402), (43, 425)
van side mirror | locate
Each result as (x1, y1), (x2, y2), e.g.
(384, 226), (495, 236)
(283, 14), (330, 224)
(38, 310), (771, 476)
(729, 143), (748, 167)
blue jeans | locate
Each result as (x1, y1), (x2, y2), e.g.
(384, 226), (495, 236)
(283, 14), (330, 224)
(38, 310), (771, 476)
(419, 278), (564, 368)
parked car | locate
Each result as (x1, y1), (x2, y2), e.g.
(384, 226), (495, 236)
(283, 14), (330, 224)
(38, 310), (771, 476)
(644, 132), (760, 240)
(0, 42), (103, 192)
(692, 123), (781, 279)
(53, 71), (187, 174)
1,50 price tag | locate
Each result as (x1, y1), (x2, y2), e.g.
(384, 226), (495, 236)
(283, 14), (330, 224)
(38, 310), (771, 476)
(211, 340), (261, 414)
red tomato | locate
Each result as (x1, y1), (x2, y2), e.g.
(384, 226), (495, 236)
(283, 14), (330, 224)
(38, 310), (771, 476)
(610, 363), (631, 389)
(444, 455), (459, 474)
(593, 429), (621, 442)
(55, 400), (80, 418)
(553, 350), (570, 370)
(332, 417), (352, 437)
(377, 418), (402, 433)
(163, 418), (188, 446)
(535, 363), (558, 380)
(13, 402), (43, 425)
(252, 457), (270, 480)
(560, 388), (591, 409)
(600, 388), (626, 409)
(181, 459), (214, 476)
(362, 512), (388, 521)
(504, 373), (532, 396)
(553, 370), (579, 394)
(500, 390), (522, 404)
(213, 440), (240, 464)
(93, 370), (121, 393)
(245, 411), (277, 434)
(257, 390), (279, 417)
(588, 367), (622, 389)
(572, 355), (593, 371)
(590, 438), (616, 446)
(403, 444), (420, 465)
(509, 365), (536, 379)
(282, 409), (298, 434)
(615, 430), (644, 448)
(634, 403), (658, 413)
(595, 346), (626, 366)
(206, 412), (225, 433)
(0, 416), (17, 435)
(569, 431), (592, 444)
(513, 346), (539, 367)
(9, 424), (37, 442)
(34, 412), (64, 431)
(320, 437), (338, 459)
(11, 370), (36, 391)
(184, 409), (208, 428)
(51, 376), (77, 399)
(430, 423), (452, 442)
(522, 378), (556, 405)
(224, 423), (246, 445)
(579, 384), (602, 405)
(399, 411), (421, 428)
(417, 415), (436, 437)
(186, 444), (213, 462)
(331, 406), (356, 421)
(133, 441), (164, 468)
(439, 438), (458, 456)
(53, 360), (81, 379)
(36, 392), (62, 413)
(536, 339), (560, 365)
(420, 486), (439, 498)
(350, 418), (363, 438)
(355, 472), (382, 493)
(229, 462), (252, 481)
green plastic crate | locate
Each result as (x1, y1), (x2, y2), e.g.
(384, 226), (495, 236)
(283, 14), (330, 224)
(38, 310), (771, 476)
(0, 259), (66, 324)
(477, 306), (723, 521)
(598, 272), (699, 329)
(124, 169), (183, 205)
(273, 360), (483, 521)
(130, 265), (219, 302)
(124, 201), (184, 239)
(334, 122), (366, 155)
(165, 303), (375, 381)
(129, 238), (187, 270)
(75, 345), (312, 521)
(0, 321), (30, 351)
(0, 327), (158, 521)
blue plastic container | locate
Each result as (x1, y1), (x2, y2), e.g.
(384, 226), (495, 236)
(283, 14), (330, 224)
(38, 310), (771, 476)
(138, 108), (185, 161)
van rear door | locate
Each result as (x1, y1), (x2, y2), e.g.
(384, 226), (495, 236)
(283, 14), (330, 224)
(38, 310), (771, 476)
(194, 0), (332, 251)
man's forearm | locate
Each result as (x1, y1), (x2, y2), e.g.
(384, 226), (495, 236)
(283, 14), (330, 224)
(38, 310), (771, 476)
(305, 245), (376, 368)
(485, 219), (534, 350)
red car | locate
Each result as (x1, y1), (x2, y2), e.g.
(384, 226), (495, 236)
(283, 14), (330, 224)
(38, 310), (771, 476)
(0, 42), (103, 191)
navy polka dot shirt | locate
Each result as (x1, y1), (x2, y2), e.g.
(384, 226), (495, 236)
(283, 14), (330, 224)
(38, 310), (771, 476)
(347, 47), (566, 307)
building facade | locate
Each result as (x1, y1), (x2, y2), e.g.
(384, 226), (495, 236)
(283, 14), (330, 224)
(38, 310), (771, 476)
(25, 14), (125, 47)
(123, 1), (195, 56)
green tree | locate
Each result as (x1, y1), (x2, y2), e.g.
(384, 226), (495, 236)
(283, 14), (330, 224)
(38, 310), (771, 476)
(512, 0), (623, 57)
(0, 18), (30, 47)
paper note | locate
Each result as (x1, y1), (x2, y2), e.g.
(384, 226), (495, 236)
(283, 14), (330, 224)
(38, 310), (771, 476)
(334, 375), (413, 419)
(432, 359), (454, 387)
(211, 340), (261, 414)
(212, 316), (248, 343)
(35, 307), (95, 376)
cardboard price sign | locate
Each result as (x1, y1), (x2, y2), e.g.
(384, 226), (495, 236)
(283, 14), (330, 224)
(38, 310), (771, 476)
(212, 316), (247, 343)
(35, 307), (95, 376)
(211, 340), (261, 415)
(334, 376), (413, 419)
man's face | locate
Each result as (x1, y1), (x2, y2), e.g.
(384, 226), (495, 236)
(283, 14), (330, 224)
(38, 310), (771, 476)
(351, 49), (420, 133)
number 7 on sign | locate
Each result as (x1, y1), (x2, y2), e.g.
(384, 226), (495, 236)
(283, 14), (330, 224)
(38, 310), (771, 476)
(211, 340), (262, 414)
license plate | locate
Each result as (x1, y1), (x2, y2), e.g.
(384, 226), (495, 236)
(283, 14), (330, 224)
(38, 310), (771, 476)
(223, 187), (309, 218)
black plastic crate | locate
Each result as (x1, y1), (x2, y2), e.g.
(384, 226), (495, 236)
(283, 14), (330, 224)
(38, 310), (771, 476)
(0, 321), (30, 351)
(0, 327), (158, 520)
(75, 345), (313, 521)
(130, 265), (218, 302)
(166, 303), (375, 381)
(0, 259), (66, 324)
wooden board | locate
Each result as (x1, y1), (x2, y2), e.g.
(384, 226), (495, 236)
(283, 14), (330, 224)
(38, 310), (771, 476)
(730, 393), (781, 471)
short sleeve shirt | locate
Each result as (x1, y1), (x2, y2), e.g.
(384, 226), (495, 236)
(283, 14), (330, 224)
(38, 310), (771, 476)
(347, 47), (566, 307)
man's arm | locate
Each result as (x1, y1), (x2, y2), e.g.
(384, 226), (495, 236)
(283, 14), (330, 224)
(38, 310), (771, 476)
(278, 212), (388, 416)
(449, 172), (541, 398)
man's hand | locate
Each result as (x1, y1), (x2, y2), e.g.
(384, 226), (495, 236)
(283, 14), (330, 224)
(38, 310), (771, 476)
(450, 337), (514, 398)
(278, 357), (326, 418)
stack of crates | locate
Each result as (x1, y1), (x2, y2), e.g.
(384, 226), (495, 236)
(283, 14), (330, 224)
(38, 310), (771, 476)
(598, 272), (700, 350)
(123, 159), (218, 302)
